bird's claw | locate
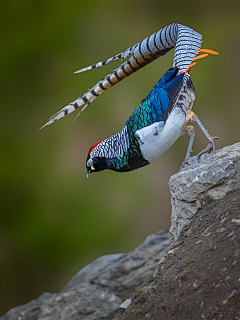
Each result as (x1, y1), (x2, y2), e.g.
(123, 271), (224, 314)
(197, 136), (219, 160)
(181, 159), (190, 168)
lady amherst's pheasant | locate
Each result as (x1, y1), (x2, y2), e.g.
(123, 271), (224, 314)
(40, 23), (219, 178)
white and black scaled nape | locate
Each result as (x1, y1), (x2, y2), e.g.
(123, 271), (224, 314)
(90, 125), (129, 160)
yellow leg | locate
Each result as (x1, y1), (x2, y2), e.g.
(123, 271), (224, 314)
(180, 125), (195, 167)
(185, 111), (196, 123)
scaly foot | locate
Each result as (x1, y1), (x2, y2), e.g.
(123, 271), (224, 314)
(197, 136), (219, 159)
(181, 158), (190, 168)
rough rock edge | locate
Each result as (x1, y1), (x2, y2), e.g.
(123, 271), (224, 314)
(3, 142), (240, 320)
(113, 142), (240, 320)
(169, 142), (240, 243)
(1, 231), (170, 320)
(114, 189), (240, 320)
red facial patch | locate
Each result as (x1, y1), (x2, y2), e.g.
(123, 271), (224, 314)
(88, 140), (103, 155)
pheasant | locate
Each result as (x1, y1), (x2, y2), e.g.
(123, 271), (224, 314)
(86, 61), (218, 177)
(39, 23), (219, 177)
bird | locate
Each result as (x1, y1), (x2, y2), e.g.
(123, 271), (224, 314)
(86, 58), (218, 178)
(39, 23), (219, 177)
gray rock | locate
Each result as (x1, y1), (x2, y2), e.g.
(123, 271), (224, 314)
(113, 143), (240, 320)
(119, 299), (131, 309)
(4, 142), (240, 320)
(1, 231), (170, 320)
(169, 142), (240, 242)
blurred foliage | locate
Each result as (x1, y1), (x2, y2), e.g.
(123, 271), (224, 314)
(1, 0), (240, 315)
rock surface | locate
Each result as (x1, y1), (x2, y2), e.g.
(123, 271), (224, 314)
(1, 231), (170, 320)
(3, 142), (240, 320)
(169, 142), (240, 242)
(113, 142), (240, 320)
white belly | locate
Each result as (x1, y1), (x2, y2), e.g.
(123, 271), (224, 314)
(135, 107), (186, 163)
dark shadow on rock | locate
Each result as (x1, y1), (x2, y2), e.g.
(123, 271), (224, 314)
(1, 232), (170, 320)
(3, 142), (240, 320)
(114, 142), (240, 320)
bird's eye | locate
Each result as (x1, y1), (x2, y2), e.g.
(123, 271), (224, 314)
(87, 159), (93, 167)
(87, 158), (96, 170)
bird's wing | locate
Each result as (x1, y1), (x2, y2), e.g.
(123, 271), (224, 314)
(124, 68), (184, 134)
(40, 24), (202, 130)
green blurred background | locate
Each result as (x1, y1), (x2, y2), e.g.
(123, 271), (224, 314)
(1, 0), (240, 315)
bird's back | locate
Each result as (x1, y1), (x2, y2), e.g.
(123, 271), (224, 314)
(125, 68), (185, 133)
(89, 68), (195, 172)
(109, 68), (188, 170)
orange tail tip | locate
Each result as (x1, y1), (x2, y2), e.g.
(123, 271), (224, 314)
(181, 49), (219, 76)
(192, 53), (208, 61)
(198, 49), (219, 55)
(184, 62), (197, 75)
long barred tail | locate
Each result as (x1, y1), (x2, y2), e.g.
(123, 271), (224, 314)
(74, 48), (133, 74)
(40, 23), (202, 130)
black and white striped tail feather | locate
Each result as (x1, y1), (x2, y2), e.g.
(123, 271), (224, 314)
(74, 23), (178, 75)
(40, 23), (202, 129)
(39, 53), (156, 130)
(74, 47), (134, 74)
(39, 96), (93, 131)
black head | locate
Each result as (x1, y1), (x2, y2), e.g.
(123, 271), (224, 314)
(86, 154), (109, 178)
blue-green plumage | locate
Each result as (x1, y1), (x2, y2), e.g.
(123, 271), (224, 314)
(87, 67), (188, 174)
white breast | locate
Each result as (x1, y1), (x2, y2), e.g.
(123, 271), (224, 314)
(135, 107), (186, 163)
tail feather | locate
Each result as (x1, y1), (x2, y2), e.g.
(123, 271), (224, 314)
(74, 47), (133, 74)
(39, 55), (152, 130)
(38, 101), (80, 130)
(40, 23), (202, 130)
